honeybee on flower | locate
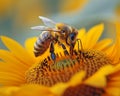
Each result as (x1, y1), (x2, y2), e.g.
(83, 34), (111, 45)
(31, 16), (79, 62)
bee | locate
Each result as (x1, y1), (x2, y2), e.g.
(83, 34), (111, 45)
(31, 16), (78, 61)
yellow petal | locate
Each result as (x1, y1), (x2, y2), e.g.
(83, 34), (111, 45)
(84, 23), (104, 49)
(108, 64), (120, 87)
(93, 39), (113, 51)
(24, 37), (37, 59)
(110, 76), (120, 81)
(103, 44), (115, 58)
(108, 21), (120, 63)
(114, 63), (120, 72)
(105, 87), (120, 96)
(77, 28), (86, 39)
(68, 71), (85, 86)
(114, 21), (120, 61)
(14, 84), (54, 96)
(74, 28), (86, 50)
(0, 86), (19, 96)
(51, 71), (85, 96)
(50, 83), (69, 96)
(84, 65), (114, 88)
(0, 36), (35, 66)
(0, 72), (25, 86)
(0, 50), (28, 69)
(108, 81), (120, 87)
(0, 61), (25, 77)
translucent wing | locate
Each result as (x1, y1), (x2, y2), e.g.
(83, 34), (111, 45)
(31, 26), (48, 31)
(39, 16), (56, 27)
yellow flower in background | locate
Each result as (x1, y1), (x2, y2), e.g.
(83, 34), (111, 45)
(0, 22), (120, 96)
(0, 0), (16, 15)
(60, 0), (88, 13)
(0, 0), (89, 27)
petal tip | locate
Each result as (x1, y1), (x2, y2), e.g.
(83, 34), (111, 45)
(99, 23), (104, 28)
(0, 36), (8, 42)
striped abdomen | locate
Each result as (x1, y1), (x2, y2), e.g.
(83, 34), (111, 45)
(34, 31), (52, 57)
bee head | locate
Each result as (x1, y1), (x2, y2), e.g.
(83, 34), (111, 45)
(56, 23), (72, 36)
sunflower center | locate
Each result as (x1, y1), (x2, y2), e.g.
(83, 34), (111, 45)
(25, 49), (112, 87)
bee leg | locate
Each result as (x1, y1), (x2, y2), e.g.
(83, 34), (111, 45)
(70, 44), (74, 55)
(61, 43), (69, 56)
(58, 41), (69, 56)
(76, 39), (84, 58)
(50, 41), (56, 62)
(76, 39), (83, 51)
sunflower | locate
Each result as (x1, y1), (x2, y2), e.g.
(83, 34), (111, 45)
(0, 22), (120, 96)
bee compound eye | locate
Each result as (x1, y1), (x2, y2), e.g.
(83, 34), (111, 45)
(61, 30), (65, 33)
(70, 33), (75, 40)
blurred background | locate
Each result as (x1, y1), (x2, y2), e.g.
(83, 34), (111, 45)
(0, 0), (120, 49)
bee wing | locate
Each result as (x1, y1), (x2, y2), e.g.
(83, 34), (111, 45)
(31, 26), (49, 31)
(39, 16), (56, 27)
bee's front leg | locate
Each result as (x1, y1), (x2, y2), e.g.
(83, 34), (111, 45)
(76, 39), (83, 51)
(69, 38), (82, 55)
